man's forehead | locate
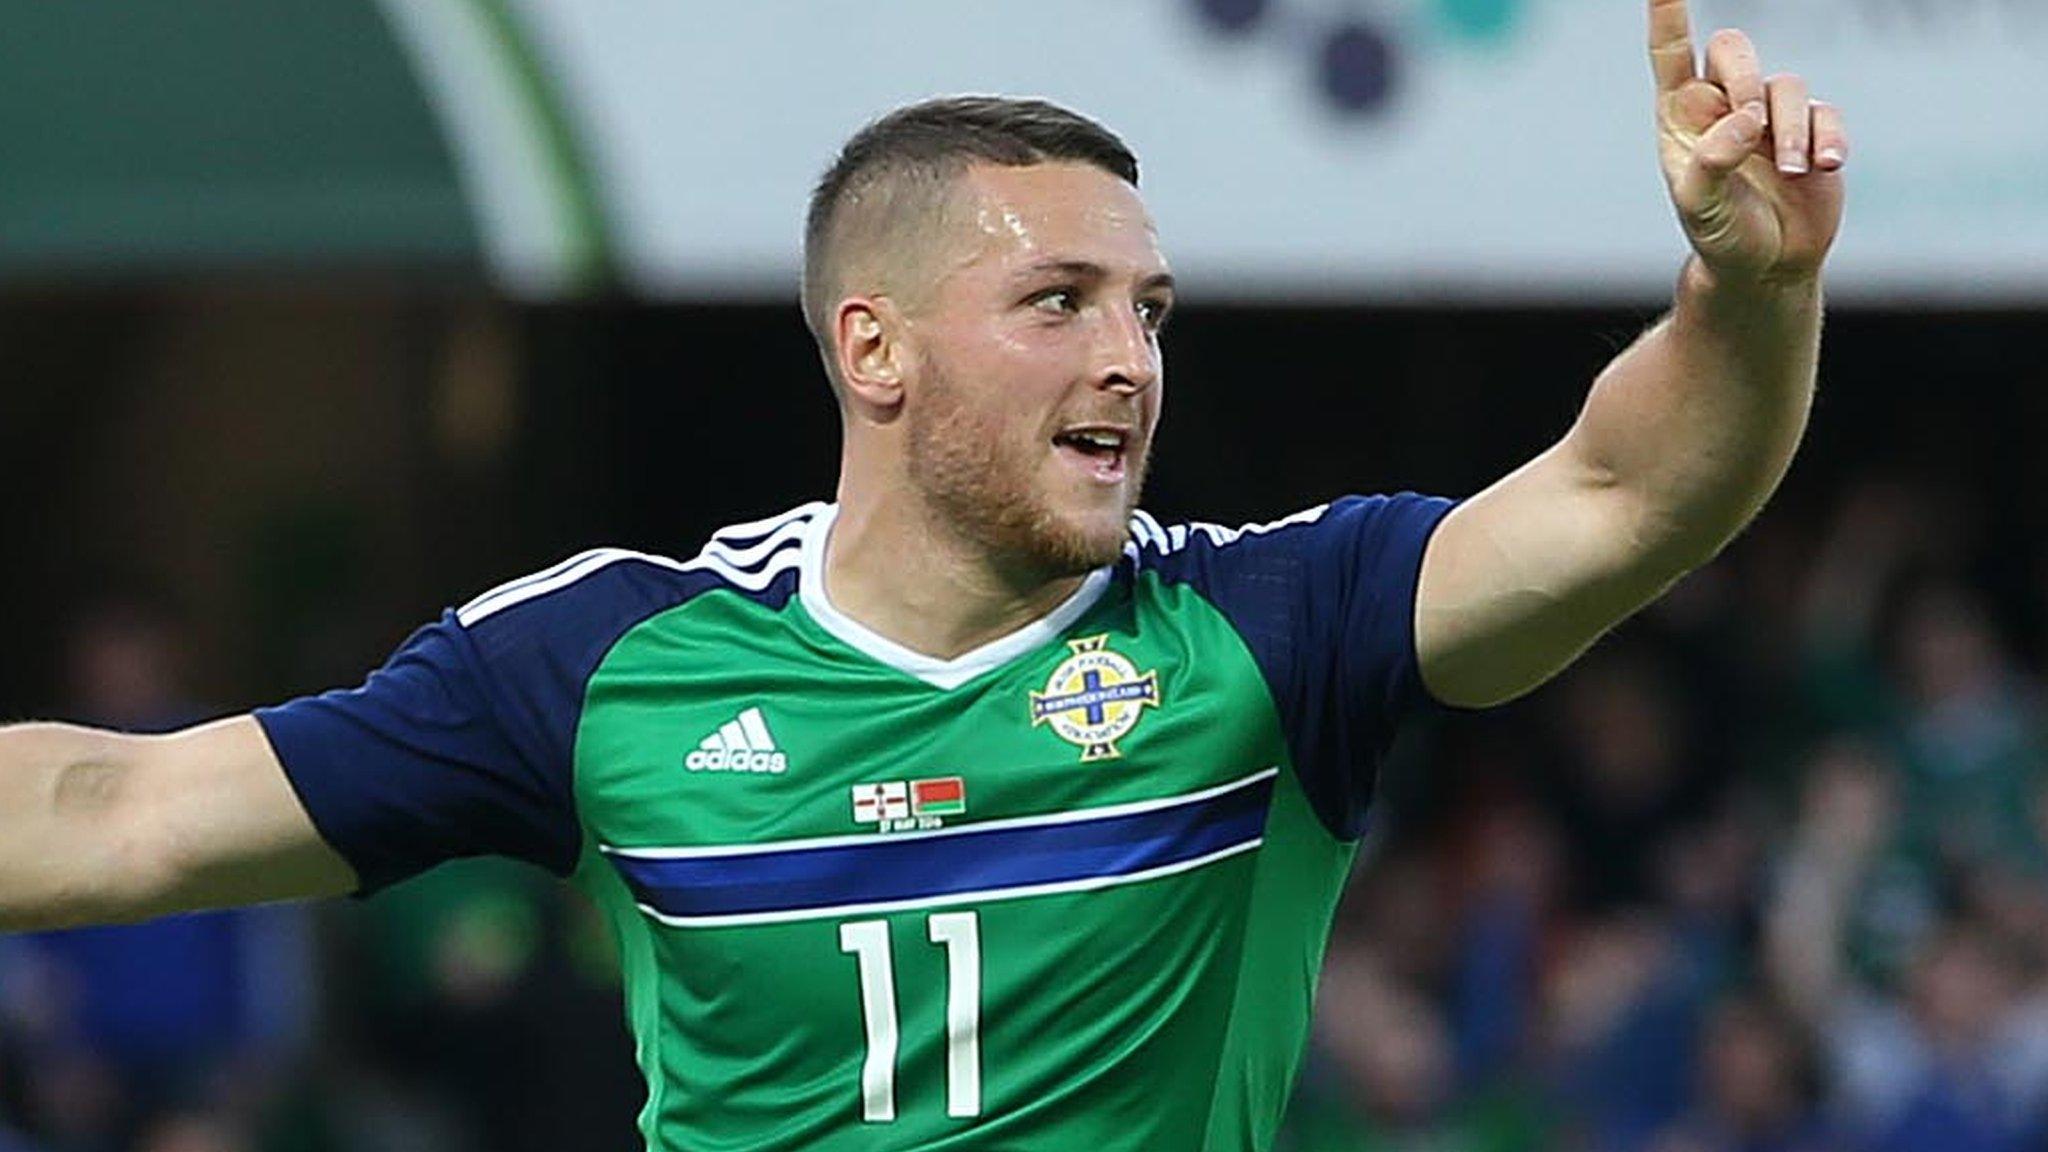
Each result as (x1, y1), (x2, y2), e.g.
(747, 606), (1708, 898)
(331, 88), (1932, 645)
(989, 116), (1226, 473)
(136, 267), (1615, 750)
(946, 162), (1166, 277)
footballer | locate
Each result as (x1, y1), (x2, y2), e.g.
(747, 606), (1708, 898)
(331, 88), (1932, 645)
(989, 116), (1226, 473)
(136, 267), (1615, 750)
(0, 2), (1845, 1148)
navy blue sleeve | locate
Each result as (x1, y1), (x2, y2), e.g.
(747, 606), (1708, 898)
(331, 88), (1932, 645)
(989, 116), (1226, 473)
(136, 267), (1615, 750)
(1131, 493), (1457, 839)
(255, 553), (718, 895)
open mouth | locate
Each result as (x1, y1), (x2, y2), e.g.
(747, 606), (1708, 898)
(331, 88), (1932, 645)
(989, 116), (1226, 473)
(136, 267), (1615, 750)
(1052, 426), (1131, 483)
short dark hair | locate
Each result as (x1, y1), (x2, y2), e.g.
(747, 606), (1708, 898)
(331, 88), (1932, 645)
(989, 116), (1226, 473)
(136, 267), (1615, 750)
(800, 96), (1140, 376)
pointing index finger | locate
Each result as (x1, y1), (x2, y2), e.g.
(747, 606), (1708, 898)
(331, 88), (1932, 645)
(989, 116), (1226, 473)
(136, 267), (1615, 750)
(1650, 0), (1699, 93)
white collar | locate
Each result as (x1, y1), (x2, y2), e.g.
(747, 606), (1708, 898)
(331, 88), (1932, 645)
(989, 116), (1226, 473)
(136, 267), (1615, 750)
(797, 504), (1113, 690)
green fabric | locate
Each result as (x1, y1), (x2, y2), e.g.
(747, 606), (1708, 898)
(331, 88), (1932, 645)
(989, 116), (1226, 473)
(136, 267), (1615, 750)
(568, 571), (1359, 1150)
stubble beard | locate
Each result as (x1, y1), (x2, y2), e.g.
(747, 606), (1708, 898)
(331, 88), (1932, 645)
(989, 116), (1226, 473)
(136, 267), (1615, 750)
(905, 363), (1146, 581)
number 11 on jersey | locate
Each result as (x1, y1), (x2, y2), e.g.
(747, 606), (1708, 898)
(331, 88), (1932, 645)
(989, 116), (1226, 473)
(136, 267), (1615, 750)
(839, 911), (982, 1122)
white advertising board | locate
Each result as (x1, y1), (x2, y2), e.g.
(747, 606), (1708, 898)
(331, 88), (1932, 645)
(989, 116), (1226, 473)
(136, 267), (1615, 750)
(473, 0), (2048, 303)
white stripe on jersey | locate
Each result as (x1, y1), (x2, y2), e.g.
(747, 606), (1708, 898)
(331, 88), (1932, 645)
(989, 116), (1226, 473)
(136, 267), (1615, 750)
(711, 501), (831, 547)
(1122, 504), (1332, 562)
(457, 548), (694, 626)
(698, 516), (811, 571)
(684, 539), (803, 593)
(456, 506), (821, 626)
(1127, 509), (1169, 550)
(456, 547), (616, 621)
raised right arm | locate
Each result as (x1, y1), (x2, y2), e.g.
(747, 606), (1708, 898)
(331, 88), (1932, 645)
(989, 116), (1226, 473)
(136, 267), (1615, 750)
(0, 715), (356, 932)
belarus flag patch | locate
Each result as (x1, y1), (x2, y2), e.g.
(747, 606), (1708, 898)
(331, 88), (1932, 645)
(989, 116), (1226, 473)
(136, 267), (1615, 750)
(911, 776), (966, 817)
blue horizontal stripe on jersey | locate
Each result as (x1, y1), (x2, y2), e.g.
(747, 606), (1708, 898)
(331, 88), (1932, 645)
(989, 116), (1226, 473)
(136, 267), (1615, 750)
(605, 772), (1275, 921)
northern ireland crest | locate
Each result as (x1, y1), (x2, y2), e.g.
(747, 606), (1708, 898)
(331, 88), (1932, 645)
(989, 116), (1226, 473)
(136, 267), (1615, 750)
(1029, 635), (1161, 762)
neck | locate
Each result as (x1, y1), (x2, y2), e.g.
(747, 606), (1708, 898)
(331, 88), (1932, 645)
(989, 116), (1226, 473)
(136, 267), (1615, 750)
(822, 493), (1093, 662)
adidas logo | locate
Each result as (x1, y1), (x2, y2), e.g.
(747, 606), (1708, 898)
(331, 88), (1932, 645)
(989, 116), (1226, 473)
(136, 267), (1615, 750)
(685, 706), (788, 774)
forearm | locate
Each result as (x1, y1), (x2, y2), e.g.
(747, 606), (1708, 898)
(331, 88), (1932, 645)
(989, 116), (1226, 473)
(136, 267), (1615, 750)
(1417, 0), (1843, 708)
(1567, 258), (1821, 569)
(0, 723), (172, 932)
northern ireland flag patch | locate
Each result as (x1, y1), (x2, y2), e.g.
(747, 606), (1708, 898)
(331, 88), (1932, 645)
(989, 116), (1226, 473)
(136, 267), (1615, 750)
(851, 781), (910, 824)
(853, 777), (966, 831)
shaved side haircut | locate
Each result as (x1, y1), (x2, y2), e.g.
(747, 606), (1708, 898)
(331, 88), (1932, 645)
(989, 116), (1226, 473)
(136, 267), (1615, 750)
(801, 96), (1140, 388)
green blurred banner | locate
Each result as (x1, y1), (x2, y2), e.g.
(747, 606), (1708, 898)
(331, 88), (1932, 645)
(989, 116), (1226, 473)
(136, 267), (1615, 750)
(0, 0), (480, 276)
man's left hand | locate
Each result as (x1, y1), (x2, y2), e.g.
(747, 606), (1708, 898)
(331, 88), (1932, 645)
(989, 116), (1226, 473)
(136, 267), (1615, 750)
(1650, 0), (1847, 285)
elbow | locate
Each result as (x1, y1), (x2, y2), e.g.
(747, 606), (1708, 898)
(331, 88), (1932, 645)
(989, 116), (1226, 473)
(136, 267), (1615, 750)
(48, 738), (187, 926)
(0, 728), (180, 932)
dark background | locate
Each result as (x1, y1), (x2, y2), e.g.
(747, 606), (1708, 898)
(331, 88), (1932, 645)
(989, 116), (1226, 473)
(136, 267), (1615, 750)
(8, 295), (2043, 708)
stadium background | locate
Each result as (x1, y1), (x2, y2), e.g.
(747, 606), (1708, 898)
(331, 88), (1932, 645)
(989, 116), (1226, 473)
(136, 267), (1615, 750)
(4, 2), (2047, 1150)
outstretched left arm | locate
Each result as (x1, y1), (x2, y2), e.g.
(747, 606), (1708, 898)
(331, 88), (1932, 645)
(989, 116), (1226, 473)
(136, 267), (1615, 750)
(1415, 0), (1847, 708)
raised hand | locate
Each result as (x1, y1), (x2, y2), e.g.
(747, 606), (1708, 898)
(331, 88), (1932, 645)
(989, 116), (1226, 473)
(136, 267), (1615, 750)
(1650, 0), (1847, 285)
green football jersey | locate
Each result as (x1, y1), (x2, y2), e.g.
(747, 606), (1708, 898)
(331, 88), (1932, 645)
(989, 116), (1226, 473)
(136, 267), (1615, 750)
(258, 495), (1454, 1151)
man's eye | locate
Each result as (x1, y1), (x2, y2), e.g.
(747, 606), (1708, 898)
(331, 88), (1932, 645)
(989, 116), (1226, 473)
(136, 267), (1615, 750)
(1137, 299), (1172, 330)
(1031, 289), (1079, 315)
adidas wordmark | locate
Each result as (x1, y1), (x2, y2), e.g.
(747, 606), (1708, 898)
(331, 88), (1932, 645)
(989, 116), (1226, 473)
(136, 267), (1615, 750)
(686, 706), (788, 774)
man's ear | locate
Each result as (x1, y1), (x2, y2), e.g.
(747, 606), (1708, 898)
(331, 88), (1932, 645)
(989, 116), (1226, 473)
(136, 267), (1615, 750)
(834, 296), (908, 411)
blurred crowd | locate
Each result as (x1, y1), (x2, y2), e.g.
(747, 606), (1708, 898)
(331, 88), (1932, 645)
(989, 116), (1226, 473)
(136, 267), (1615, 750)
(1286, 477), (2048, 1152)
(3, 475), (2045, 1152)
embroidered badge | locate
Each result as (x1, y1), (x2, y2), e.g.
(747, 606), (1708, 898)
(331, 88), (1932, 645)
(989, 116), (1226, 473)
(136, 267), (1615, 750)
(1029, 635), (1162, 762)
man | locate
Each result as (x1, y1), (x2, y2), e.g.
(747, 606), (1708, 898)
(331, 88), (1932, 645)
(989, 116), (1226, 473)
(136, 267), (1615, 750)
(0, 2), (1845, 1148)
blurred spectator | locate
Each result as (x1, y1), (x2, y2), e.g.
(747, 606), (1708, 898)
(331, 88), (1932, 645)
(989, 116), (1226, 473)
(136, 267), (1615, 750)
(1531, 643), (1723, 913)
(1445, 800), (1561, 1089)
(1644, 995), (1837, 1152)
(1797, 482), (2048, 899)
(134, 1113), (246, 1152)
(1337, 851), (1459, 995)
(1537, 910), (1726, 1152)
(320, 858), (641, 1152)
(57, 581), (207, 729)
(1826, 926), (2048, 1152)
(1889, 584), (2047, 875)
(1285, 927), (1550, 1152)
(0, 1004), (53, 1152)
(1767, 751), (2048, 1152)
(1769, 740), (1938, 988)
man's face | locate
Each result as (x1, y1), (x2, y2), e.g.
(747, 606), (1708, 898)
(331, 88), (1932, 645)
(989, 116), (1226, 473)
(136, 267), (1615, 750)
(896, 162), (1172, 578)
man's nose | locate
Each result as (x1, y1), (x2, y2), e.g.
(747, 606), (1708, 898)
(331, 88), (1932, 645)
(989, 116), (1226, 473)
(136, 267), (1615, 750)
(1093, 306), (1159, 395)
